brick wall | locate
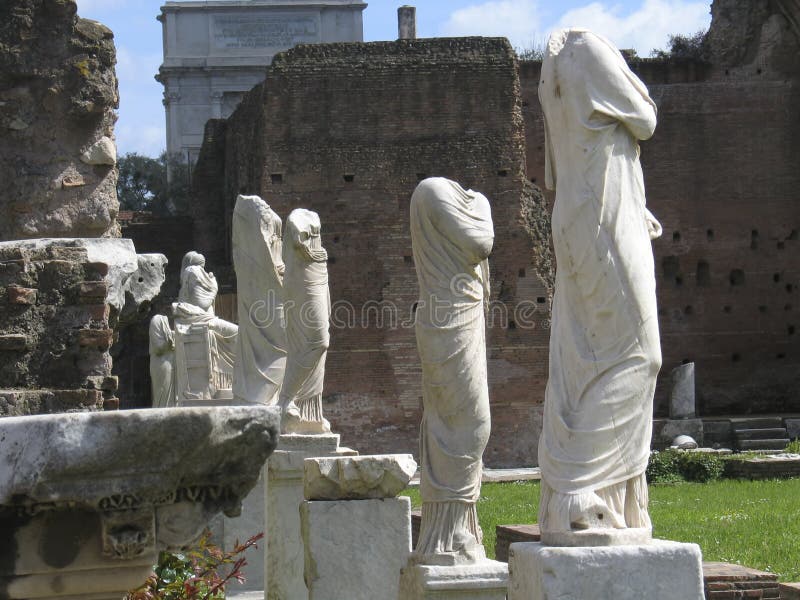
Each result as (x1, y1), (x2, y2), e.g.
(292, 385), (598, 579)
(0, 243), (116, 415)
(184, 6), (800, 463)
(519, 54), (800, 417)
(194, 38), (554, 466)
(724, 457), (800, 479)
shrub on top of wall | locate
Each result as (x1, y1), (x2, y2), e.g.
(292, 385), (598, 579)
(646, 449), (725, 484)
(678, 452), (725, 482)
(647, 450), (684, 483)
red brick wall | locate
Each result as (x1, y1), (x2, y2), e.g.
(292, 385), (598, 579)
(198, 38), (554, 467)
(519, 58), (800, 417)
(0, 243), (116, 415)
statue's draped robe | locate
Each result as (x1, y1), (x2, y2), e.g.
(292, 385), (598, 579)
(410, 177), (494, 557)
(232, 195), (287, 405)
(173, 261), (237, 395)
(538, 29), (661, 532)
(149, 314), (175, 408)
(278, 209), (330, 424)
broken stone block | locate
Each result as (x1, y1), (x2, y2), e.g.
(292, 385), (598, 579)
(77, 328), (114, 349)
(0, 334), (30, 351)
(81, 136), (116, 165)
(304, 453), (417, 500)
(7, 285), (37, 305)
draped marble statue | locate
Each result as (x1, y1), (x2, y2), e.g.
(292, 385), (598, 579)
(278, 209), (331, 433)
(409, 177), (494, 563)
(149, 314), (175, 408)
(172, 251), (238, 403)
(232, 195), (287, 405)
(537, 29), (662, 542)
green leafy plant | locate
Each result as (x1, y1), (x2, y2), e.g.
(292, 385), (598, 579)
(126, 531), (263, 600)
(785, 439), (800, 454)
(646, 449), (724, 483)
(677, 451), (724, 483)
(646, 449), (684, 483)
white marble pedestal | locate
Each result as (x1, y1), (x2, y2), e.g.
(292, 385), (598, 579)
(219, 466), (266, 591)
(399, 559), (509, 600)
(300, 497), (411, 599)
(508, 540), (704, 600)
(266, 433), (356, 600)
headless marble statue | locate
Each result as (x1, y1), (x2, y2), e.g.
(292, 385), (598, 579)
(278, 209), (331, 434)
(232, 194), (287, 405)
(149, 314), (175, 408)
(409, 177), (494, 564)
(172, 251), (238, 402)
(537, 29), (662, 544)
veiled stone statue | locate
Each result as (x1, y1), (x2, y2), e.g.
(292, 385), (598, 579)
(277, 209), (331, 433)
(232, 194), (287, 405)
(149, 314), (175, 408)
(537, 29), (662, 543)
(172, 251), (238, 403)
(409, 177), (494, 563)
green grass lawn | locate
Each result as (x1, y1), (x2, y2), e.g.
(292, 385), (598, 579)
(404, 478), (800, 582)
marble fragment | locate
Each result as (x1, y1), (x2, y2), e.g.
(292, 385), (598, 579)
(303, 454), (417, 500)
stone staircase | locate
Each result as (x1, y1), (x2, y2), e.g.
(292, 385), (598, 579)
(731, 417), (791, 451)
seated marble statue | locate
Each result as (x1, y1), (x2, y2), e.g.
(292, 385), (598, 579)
(277, 209), (331, 434)
(537, 29), (662, 543)
(149, 314), (176, 408)
(409, 177), (494, 564)
(172, 251), (238, 403)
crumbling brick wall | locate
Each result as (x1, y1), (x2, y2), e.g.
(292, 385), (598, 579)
(0, 243), (117, 415)
(0, 0), (120, 240)
(194, 38), (554, 466)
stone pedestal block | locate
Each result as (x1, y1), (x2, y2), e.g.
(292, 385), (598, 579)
(300, 497), (411, 599)
(265, 433), (356, 600)
(508, 540), (704, 600)
(669, 362), (696, 419)
(221, 466), (266, 591)
(399, 560), (508, 600)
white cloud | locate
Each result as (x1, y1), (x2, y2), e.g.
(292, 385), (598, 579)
(439, 0), (543, 50)
(554, 0), (711, 56)
(116, 122), (165, 158)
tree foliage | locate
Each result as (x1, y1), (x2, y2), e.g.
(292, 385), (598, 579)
(650, 30), (709, 60)
(117, 151), (191, 215)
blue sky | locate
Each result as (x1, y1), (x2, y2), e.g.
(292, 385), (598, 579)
(74, 0), (712, 157)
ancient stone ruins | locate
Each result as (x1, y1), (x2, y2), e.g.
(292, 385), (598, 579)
(1, 0), (799, 598)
